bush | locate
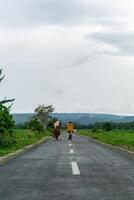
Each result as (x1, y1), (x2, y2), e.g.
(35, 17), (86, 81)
(103, 122), (113, 131)
(96, 129), (103, 133)
(92, 127), (97, 133)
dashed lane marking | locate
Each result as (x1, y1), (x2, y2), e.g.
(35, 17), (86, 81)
(70, 149), (74, 154)
(71, 162), (80, 175)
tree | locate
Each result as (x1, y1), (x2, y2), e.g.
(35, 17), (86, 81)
(0, 69), (15, 147)
(35, 105), (54, 129)
(0, 104), (15, 147)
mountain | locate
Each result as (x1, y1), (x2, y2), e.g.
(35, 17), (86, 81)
(13, 113), (34, 125)
(12, 113), (134, 125)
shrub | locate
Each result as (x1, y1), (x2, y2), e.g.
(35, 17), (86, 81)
(103, 122), (113, 131)
(29, 118), (44, 134)
(92, 127), (97, 133)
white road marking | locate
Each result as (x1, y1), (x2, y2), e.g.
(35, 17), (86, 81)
(70, 149), (74, 154)
(71, 162), (80, 175)
(69, 143), (72, 147)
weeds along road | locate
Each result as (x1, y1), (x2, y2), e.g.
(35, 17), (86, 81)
(0, 133), (134, 200)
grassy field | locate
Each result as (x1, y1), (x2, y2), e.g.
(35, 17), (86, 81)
(78, 129), (134, 151)
(0, 129), (52, 156)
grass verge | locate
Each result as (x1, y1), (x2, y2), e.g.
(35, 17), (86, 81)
(0, 129), (52, 156)
(78, 129), (134, 151)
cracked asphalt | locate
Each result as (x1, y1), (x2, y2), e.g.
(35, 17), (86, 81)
(0, 133), (134, 200)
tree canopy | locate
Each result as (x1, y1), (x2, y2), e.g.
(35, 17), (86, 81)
(35, 105), (54, 128)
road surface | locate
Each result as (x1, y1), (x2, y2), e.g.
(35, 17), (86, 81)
(0, 133), (134, 200)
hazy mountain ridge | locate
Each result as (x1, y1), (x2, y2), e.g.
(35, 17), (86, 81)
(13, 113), (134, 125)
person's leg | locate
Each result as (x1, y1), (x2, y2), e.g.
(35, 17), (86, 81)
(68, 133), (72, 141)
(58, 133), (61, 140)
(53, 129), (55, 138)
(70, 134), (72, 141)
(59, 134), (62, 140)
(54, 132), (58, 140)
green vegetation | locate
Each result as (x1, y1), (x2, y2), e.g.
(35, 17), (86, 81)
(0, 104), (16, 147)
(0, 69), (16, 148)
(28, 118), (44, 133)
(0, 129), (52, 156)
(74, 121), (134, 130)
(0, 71), (54, 157)
(78, 129), (134, 151)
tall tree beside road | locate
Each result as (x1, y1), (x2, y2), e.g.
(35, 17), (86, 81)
(35, 105), (54, 129)
(0, 69), (15, 147)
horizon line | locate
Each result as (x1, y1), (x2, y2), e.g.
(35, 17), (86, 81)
(11, 112), (134, 117)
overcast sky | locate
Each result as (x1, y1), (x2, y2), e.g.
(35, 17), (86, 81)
(1, 0), (134, 114)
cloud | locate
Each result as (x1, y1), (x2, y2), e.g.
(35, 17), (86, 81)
(1, 0), (134, 114)
(55, 89), (64, 95)
(61, 55), (93, 69)
(71, 55), (93, 66)
(87, 31), (134, 56)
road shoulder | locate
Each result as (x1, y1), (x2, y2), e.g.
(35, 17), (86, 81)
(78, 134), (134, 159)
(0, 136), (51, 165)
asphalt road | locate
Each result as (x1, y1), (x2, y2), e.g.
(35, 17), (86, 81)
(0, 133), (134, 200)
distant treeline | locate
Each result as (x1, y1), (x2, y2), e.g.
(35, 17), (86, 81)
(16, 119), (134, 131)
(72, 121), (134, 131)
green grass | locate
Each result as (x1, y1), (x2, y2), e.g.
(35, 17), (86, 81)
(78, 129), (134, 151)
(0, 129), (52, 156)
